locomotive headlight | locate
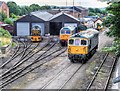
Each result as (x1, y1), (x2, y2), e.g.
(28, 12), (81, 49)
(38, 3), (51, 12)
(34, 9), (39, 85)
(76, 49), (78, 51)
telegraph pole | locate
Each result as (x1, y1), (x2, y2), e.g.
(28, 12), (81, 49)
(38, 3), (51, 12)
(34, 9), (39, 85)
(73, 0), (74, 16)
(66, 0), (67, 7)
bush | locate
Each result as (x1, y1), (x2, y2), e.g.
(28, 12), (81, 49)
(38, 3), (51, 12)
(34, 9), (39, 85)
(4, 18), (13, 25)
(102, 38), (120, 56)
(0, 28), (12, 38)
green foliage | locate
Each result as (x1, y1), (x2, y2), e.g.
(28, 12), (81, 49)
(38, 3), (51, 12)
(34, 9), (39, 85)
(12, 42), (16, 47)
(0, 12), (7, 21)
(104, 2), (120, 38)
(7, 1), (51, 16)
(4, 18), (13, 25)
(30, 4), (40, 11)
(76, 25), (87, 31)
(88, 12), (96, 16)
(88, 8), (107, 17)
(7, 1), (21, 15)
(102, 1), (120, 56)
(0, 28), (11, 38)
(102, 38), (120, 56)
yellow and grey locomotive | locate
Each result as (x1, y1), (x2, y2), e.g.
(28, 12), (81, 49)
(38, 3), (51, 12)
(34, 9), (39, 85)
(59, 26), (75, 46)
(68, 28), (99, 63)
(31, 25), (42, 42)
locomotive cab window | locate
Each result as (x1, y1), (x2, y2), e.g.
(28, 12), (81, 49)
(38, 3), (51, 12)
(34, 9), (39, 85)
(61, 30), (65, 34)
(66, 30), (70, 34)
(61, 28), (70, 34)
(69, 39), (74, 45)
(75, 39), (80, 46)
(81, 40), (87, 45)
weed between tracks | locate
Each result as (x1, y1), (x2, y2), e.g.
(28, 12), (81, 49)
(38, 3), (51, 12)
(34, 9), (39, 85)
(80, 52), (116, 89)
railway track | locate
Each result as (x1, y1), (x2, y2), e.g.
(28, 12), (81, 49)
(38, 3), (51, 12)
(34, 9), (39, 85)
(0, 41), (29, 68)
(0, 42), (47, 79)
(40, 63), (83, 90)
(85, 53), (118, 91)
(0, 45), (66, 88)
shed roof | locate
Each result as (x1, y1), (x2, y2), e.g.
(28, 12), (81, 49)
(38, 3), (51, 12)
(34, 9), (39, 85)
(94, 18), (103, 23)
(31, 11), (53, 21)
(49, 12), (79, 22)
(70, 6), (88, 11)
(16, 14), (46, 22)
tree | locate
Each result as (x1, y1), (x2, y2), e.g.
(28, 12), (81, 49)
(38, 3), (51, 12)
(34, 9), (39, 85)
(89, 8), (95, 13)
(4, 18), (13, 25)
(30, 4), (40, 11)
(102, 1), (120, 56)
(0, 12), (7, 21)
(88, 12), (96, 16)
(88, 8), (106, 17)
(7, 1), (21, 15)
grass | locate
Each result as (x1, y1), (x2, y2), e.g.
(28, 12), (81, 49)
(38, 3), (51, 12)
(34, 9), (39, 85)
(12, 42), (16, 47)
(0, 37), (11, 47)
(86, 61), (96, 77)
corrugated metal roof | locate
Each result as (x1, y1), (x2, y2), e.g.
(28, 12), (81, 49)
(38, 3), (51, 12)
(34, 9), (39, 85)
(31, 11), (53, 21)
(49, 12), (79, 21)
(69, 6), (88, 12)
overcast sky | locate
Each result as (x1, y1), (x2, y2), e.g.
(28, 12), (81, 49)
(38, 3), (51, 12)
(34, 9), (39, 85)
(3, 0), (108, 8)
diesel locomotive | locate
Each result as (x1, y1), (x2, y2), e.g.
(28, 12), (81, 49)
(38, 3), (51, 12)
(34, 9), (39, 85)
(59, 26), (76, 46)
(68, 28), (99, 63)
(31, 25), (42, 42)
(59, 25), (87, 46)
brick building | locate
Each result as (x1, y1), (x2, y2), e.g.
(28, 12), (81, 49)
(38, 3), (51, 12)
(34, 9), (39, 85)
(48, 6), (88, 19)
(0, 1), (9, 18)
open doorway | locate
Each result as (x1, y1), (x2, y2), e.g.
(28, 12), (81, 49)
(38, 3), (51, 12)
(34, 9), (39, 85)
(50, 22), (62, 35)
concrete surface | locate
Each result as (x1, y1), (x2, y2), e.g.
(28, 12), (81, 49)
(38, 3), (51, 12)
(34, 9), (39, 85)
(112, 57), (120, 91)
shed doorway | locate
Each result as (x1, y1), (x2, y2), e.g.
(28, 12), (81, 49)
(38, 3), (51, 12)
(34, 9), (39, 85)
(50, 22), (62, 35)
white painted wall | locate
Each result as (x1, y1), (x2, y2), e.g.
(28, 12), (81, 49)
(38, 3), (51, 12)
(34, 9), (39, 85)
(64, 23), (77, 28)
(94, 20), (103, 28)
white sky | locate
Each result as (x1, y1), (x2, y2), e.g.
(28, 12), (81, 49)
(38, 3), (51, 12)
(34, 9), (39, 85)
(3, 0), (108, 8)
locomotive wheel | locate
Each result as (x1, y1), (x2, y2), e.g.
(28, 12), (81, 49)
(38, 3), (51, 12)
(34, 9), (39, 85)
(81, 60), (86, 64)
(70, 59), (75, 63)
(60, 41), (65, 46)
(65, 42), (68, 46)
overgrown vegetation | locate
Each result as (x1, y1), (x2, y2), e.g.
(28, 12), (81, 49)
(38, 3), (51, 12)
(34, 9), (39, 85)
(0, 28), (12, 38)
(88, 8), (107, 17)
(7, 1), (51, 16)
(102, 1), (120, 56)
(0, 12), (7, 21)
(0, 28), (12, 47)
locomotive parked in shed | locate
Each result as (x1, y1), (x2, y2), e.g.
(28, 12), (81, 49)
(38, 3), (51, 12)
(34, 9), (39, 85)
(68, 28), (99, 63)
(59, 25), (87, 46)
(31, 25), (42, 42)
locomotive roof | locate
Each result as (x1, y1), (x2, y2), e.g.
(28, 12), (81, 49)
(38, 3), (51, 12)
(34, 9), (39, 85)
(71, 28), (99, 38)
(60, 26), (75, 31)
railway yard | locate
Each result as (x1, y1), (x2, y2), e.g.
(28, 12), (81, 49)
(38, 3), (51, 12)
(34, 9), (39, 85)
(0, 30), (118, 90)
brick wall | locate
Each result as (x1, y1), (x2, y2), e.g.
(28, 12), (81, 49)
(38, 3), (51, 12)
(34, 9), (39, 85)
(0, 2), (9, 18)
